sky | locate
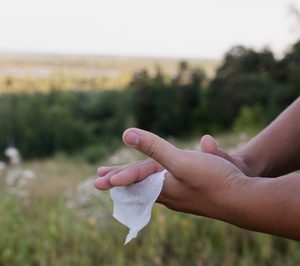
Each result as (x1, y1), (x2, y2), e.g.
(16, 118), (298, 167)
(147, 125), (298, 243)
(0, 0), (299, 59)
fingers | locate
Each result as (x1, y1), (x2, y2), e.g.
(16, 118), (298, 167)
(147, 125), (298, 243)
(200, 135), (233, 162)
(94, 167), (126, 190)
(96, 128), (185, 190)
(122, 128), (182, 172)
(200, 135), (218, 154)
(109, 159), (164, 186)
(95, 159), (163, 189)
(97, 160), (144, 177)
(97, 165), (126, 177)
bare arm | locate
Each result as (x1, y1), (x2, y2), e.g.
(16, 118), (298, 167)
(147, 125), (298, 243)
(200, 97), (300, 177)
(235, 97), (300, 177)
(225, 173), (300, 240)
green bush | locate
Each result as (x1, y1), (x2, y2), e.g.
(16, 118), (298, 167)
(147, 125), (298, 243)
(0, 91), (129, 160)
(1, 40), (300, 160)
(233, 105), (265, 132)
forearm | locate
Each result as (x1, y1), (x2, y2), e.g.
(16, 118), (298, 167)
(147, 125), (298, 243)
(236, 97), (300, 177)
(224, 173), (300, 240)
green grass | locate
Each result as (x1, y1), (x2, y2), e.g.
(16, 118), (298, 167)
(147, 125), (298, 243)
(0, 133), (299, 265)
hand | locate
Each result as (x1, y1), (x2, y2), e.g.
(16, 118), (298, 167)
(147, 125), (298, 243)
(200, 135), (257, 176)
(95, 133), (254, 192)
(95, 128), (250, 219)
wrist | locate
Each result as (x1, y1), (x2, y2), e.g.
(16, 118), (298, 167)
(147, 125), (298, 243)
(233, 149), (266, 177)
(218, 175), (260, 226)
(210, 171), (251, 222)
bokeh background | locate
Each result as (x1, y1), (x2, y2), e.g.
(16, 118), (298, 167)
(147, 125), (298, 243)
(0, 0), (300, 265)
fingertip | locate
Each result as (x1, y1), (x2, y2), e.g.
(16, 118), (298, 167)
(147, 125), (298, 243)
(122, 128), (140, 146)
(94, 178), (102, 189)
(97, 167), (107, 176)
(94, 176), (113, 190)
(94, 179), (100, 188)
(201, 134), (215, 144)
(200, 134), (218, 153)
(124, 128), (180, 172)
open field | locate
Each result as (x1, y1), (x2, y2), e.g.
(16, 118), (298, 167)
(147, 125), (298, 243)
(0, 48), (299, 265)
(1, 132), (299, 265)
(0, 53), (219, 93)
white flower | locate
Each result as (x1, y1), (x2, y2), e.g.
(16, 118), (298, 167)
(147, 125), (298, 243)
(5, 168), (35, 198)
(4, 147), (21, 165)
(4, 147), (19, 158)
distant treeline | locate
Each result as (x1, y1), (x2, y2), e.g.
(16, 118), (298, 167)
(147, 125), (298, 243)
(0, 41), (299, 161)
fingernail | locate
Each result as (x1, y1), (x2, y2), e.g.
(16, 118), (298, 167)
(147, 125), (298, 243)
(124, 131), (139, 146)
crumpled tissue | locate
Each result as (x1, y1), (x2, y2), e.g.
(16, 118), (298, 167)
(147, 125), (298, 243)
(110, 170), (166, 244)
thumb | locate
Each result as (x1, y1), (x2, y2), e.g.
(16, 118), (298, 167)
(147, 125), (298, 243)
(200, 135), (232, 162)
(122, 128), (182, 172)
(200, 134), (218, 154)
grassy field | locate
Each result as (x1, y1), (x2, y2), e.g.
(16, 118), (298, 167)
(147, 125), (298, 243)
(0, 53), (298, 265)
(0, 132), (299, 266)
(0, 53), (219, 93)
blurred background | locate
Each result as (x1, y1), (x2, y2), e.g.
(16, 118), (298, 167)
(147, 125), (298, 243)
(0, 0), (300, 265)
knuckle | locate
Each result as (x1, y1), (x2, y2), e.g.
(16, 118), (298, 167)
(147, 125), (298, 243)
(145, 141), (159, 158)
(131, 167), (139, 179)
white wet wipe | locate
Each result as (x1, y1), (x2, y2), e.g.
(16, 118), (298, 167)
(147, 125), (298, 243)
(110, 170), (166, 244)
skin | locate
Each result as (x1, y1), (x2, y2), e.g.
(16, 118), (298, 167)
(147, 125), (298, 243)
(95, 97), (300, 240)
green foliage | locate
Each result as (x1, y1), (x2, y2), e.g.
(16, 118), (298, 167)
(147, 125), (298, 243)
(233, 105), (265, 132)
(0, 40), (300, 160)
(0, 90), (128, 161)
(130, 69), (182, 136)
(206, 43), (300, 131)
(130, 62), (205, 136)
